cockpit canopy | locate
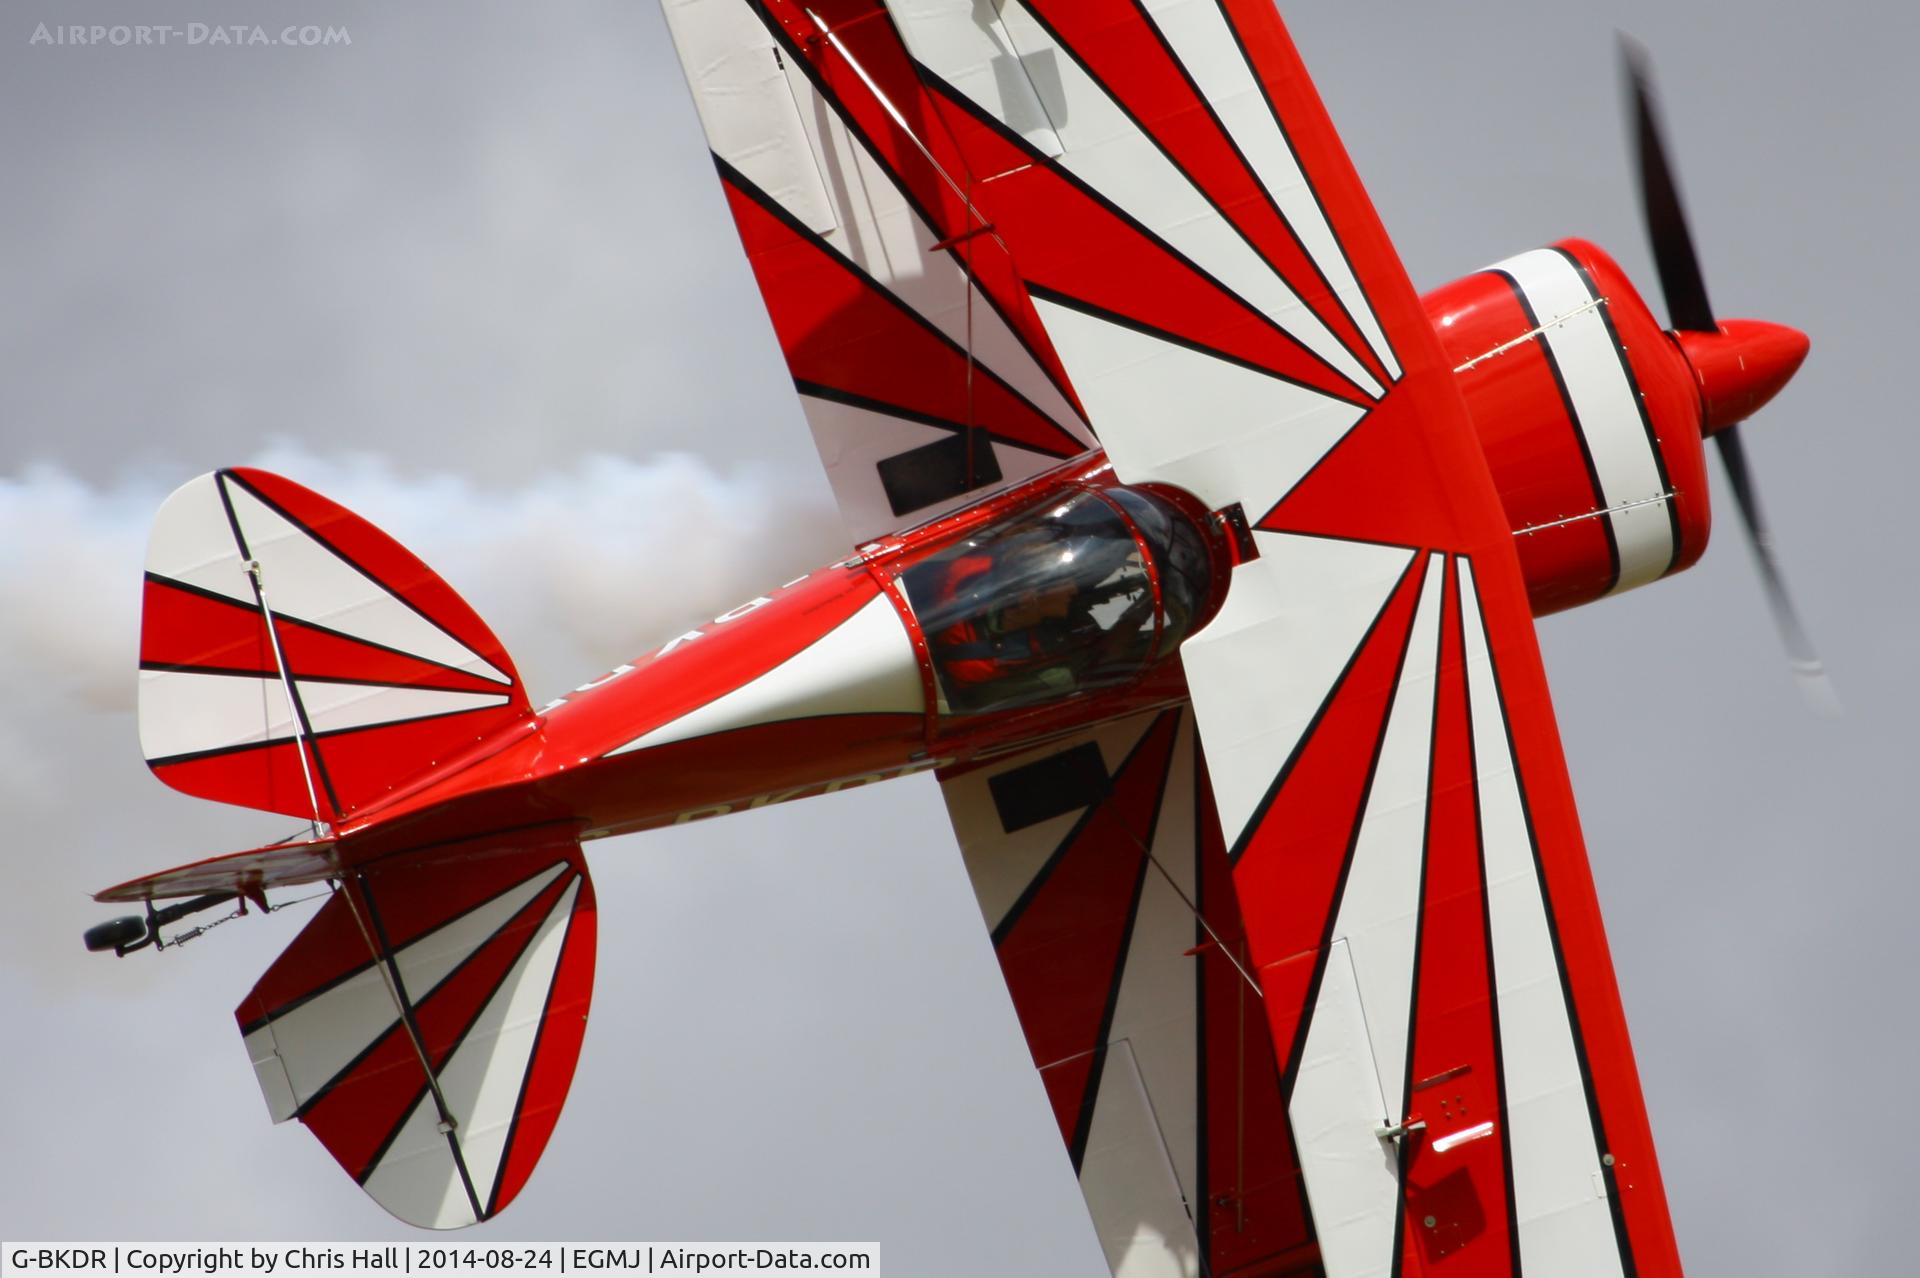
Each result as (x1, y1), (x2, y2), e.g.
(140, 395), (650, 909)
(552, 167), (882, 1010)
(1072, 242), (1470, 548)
(898, 486), (1220, 716)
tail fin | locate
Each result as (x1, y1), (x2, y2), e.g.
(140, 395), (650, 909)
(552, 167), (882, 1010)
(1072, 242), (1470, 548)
(139, 468), (530, 823)
(237, 827), (595, 1228)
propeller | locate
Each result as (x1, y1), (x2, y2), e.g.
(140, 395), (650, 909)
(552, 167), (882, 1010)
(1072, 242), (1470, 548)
(1620, 38), (1836, 713)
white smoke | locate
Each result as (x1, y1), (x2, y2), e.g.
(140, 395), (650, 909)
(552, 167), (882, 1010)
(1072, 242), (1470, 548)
(0, 447), (845, 717)
(0, 450), (846, 986)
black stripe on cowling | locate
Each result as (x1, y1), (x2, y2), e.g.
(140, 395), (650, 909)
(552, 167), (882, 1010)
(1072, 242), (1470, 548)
(1553, 246), (1684, 575)
(1460, 560), (1639, 1275)
(1486, 267), (1623, 595)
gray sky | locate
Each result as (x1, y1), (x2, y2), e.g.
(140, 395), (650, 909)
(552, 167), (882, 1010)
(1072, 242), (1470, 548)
(3, 1), (1914, 1273)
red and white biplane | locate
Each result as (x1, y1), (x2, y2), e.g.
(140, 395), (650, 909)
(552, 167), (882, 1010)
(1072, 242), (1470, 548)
(89, 4), (1817, 1274)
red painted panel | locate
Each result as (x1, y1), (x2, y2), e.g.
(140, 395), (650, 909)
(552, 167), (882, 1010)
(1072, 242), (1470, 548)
(1397, 563), (1514, 1275)
(142, 577), (506, 694)
(993, 711), (1179, 1154)
(1423, 271), (1617, 612)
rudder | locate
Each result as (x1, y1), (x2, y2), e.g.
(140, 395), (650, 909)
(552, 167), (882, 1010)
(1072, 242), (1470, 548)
(140, 468), (530, 823)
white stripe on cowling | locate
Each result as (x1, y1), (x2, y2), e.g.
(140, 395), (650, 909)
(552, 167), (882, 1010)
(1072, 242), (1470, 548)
(1457, 560), (1626, 1277)
(1490, 249), (1674, 592)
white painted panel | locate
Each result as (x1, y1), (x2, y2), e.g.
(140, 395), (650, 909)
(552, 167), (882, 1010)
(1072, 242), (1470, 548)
(1179, 533), (1413, 848)
(1029, 297), (1365, 521)
(1099, 717), (1201, 1209)
(139, 669), (291, 760)
(226, 482), (509, 685)
(146, 472), (254, 603)
(1076, 1040), (1203, 1278)
(362, 1089), (475, 1230)
(243, 865), (567, 1117)
(139, 671), (510, 761)
(1491, 249), (1672, 591)
(440, 878), (582, 1212)
(995, 0), (1380, 400)
(794, 70), (1088, 441)
(609, 592), (925, 754)
(1457, 561), (1626, 1277)
(942, 714), (1155, 932)
(800, 392), (1067, 545)
(1289, 939), (1397, 1278)
(295, 681), (512, 737)
(888, 0), (1065, 156)
(1323, 553), (1445, 1116)
(1141, 0), (1398, 378)
(659, 0), (837, 234)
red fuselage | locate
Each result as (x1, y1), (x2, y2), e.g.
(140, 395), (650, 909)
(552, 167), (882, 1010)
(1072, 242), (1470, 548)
(329, 237), (1757, 866)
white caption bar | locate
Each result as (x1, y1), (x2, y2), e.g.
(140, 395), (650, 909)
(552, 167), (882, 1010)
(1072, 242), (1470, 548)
(2, 1245), (879, 1278)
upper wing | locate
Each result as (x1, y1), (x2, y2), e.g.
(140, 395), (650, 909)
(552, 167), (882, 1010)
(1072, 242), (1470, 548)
(898, 4), (1685, 1275)
(658, 0), (1098, 544)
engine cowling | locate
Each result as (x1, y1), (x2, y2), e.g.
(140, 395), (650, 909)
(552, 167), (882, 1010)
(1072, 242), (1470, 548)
(1425, 238), (1711, 615)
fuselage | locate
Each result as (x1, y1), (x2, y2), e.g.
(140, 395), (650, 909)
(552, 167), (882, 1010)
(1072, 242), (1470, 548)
(331, 236), (1753, 865)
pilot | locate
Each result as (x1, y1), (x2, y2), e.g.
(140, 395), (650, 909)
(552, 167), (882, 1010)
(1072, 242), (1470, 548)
(929, 533), (1142, 710)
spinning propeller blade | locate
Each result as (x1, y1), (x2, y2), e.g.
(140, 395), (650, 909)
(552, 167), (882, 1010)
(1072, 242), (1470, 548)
(1621, 38), (1835, 711)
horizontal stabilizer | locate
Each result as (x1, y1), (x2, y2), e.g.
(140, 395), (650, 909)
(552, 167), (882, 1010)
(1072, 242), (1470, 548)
(93, 833), (338, 904)
(235, 828), (596, 1228)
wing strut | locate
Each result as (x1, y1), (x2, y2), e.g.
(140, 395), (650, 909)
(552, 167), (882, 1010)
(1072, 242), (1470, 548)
(339, 868), (485, 1220)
